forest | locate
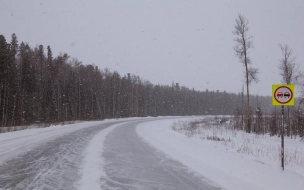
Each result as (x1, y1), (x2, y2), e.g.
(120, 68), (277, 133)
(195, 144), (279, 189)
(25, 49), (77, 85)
(1, 33), (303, 137)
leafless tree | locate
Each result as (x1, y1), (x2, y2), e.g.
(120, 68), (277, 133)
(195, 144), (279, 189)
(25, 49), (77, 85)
(279, 44), (299, 85)
(233, 13), (259, 133)
(278, 44), (301, 138)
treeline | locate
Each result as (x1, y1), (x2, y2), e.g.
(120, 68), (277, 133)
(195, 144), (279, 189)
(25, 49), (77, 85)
(233, 96), (304, 137)
(0, 33), (272, 127)
(234, 107), (304, 138)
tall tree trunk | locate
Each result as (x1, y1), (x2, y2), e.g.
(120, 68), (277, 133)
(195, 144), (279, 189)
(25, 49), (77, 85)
(2, 86), (6, 127)
(4, 88), (9, 127)
(241, 87), (244, 130)
(57, 83), (60, 122)
(112, 79), (116, 118)
(78, 77), (81, 120)
(0, 83), (2, 127)
(11, 93), (17, 126)
(91, 88), (94, 119)
(96, 95), (102, 119)
(245, 62), (250, 133)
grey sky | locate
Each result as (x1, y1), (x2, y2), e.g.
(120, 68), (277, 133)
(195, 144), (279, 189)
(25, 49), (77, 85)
(1, 0), (303, 96)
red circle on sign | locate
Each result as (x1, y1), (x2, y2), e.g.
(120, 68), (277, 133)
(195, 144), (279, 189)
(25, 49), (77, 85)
(274, 86), (293, 104)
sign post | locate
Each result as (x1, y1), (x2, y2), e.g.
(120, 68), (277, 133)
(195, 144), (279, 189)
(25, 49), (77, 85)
(281, 105), (284, 171)
(272, 84), (294, 171)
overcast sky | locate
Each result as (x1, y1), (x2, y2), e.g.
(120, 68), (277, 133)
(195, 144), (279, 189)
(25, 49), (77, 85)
(1, 0), (303, 96)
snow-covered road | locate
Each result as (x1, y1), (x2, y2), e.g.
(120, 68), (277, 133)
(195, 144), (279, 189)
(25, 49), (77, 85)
(0, 118), (155, 190)
(2, 116), (302, 190)
(0, 117), (219, 190)
(100, 120), (220, 190)
(0, 121), (121, 189)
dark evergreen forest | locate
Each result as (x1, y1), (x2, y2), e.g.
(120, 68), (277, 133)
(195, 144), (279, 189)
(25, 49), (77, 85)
(0, 33), (273, 127)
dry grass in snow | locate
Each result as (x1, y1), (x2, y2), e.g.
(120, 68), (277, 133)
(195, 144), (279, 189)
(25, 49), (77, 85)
(171, 117), (304, 168)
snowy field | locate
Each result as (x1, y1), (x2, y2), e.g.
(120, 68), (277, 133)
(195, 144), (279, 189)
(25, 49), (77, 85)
(137, 117), (304, 190)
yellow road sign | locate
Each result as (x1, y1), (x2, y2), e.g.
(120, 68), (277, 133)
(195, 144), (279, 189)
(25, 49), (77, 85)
(272, 84), (294, 106)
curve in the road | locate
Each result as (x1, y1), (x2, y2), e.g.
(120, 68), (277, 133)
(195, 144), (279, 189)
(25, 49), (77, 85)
(101, 120), (222, 190)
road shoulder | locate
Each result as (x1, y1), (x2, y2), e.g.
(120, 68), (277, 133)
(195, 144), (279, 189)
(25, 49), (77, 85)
(136, 119), (304, 190)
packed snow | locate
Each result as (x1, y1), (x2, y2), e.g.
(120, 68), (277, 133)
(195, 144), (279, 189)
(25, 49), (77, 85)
(99, 119), (219, 189)
(1, 116), (304, 189)
(137, 117), (304, 190)
(0, 117), (153, 189)
(77, 122), (123, 190)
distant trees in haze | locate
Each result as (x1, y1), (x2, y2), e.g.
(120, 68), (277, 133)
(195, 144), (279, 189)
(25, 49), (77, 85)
(1, 32), (303, 138)
(0, 33), (273, 127)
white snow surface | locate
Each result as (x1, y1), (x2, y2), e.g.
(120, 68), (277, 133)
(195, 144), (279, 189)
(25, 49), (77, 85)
(0, 117), (153, 190)
(0, 118), (141, 165)
(77, 122), (127, 190)
(136, 118), (304, 190)
(2, 116), (304, 189)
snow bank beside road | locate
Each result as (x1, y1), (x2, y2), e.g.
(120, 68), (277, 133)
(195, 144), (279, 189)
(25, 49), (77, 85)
(137, 119), (304, 190)
(0, 120), (107, 165)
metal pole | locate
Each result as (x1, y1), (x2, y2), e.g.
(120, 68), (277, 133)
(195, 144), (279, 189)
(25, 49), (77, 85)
(281, 105), (284, 171)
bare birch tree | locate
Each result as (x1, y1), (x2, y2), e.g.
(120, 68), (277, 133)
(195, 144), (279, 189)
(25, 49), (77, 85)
(278, 44), (300, 138)
(278, 44), (299, 84)
(233, 14), (259, 133)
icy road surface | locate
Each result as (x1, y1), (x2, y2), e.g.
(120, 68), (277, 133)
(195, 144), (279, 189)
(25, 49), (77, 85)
(101, 120), (221, 190)
(0, 121), (122, 190)
(0, 117), (220, 190)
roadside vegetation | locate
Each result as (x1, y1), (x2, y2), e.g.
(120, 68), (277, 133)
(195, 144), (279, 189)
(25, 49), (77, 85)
(171, 117), (304, 167)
